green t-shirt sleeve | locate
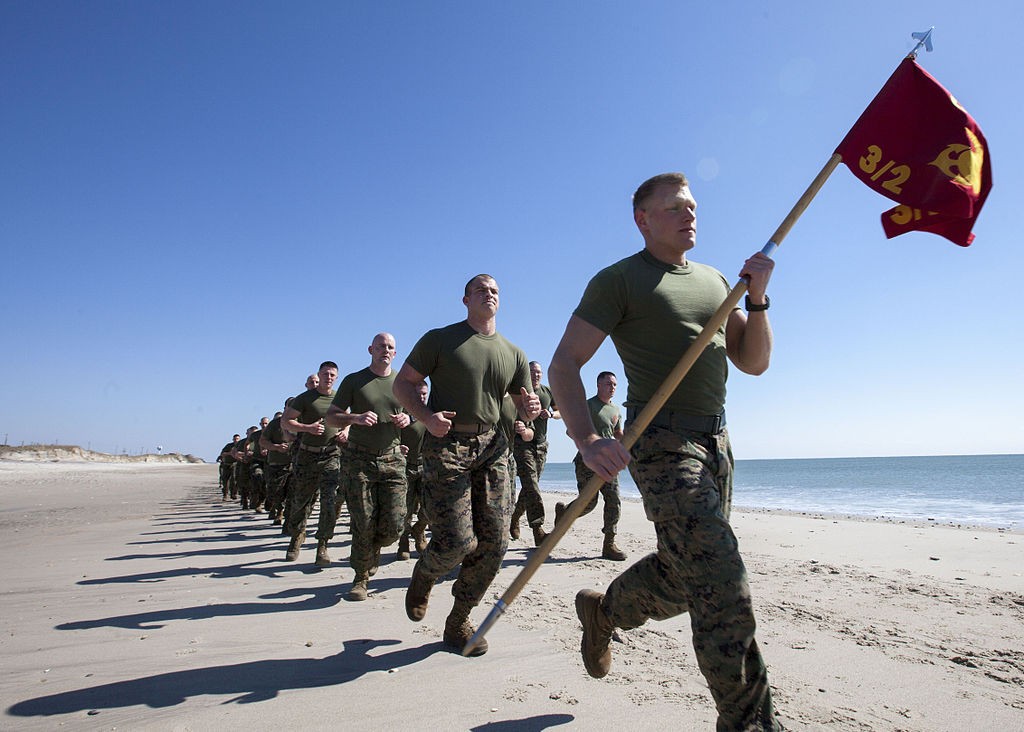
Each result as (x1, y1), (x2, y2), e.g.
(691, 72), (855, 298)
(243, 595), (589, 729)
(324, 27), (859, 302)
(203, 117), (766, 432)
(405, 329), (440, 379)
(332, 374), (354, 412)
(509, 349), (531, 396)
(573, 262), (628, 335)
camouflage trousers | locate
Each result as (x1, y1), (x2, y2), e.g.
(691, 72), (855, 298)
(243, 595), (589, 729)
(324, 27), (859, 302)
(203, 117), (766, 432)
(567, 453), (620, 535)
(404, 468), (424, 530)
(604, 425), (778, 731)
(219, 463), (233, 498)
(264, 463), (291, 517)
(233, 462), (252, 508)
(286, 449), (341, 541)
(415, 428), (511, 607)
(248, 462), (266, 509)
(512, 439), (548, 527)
(344, 445), (407, 574)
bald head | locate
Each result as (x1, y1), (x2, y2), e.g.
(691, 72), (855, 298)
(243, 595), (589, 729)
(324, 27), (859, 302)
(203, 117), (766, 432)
(369, 331), (397, 373)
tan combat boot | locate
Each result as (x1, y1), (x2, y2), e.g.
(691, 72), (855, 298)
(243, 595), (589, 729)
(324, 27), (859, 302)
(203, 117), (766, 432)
(509, 504), (524, 540)
(397, 532), (411, 561)
(532, 525), (548, 547)
(554, 501), (566, 527)
(314, 539), (331, 568)
(405, 562), (434, 621)
(347, 572), (369, 602)
(444, 599), (487, 656)
(369, 545), (381, 576)
(575, 589), (614, 677)
(602, 533), (626, 561)
(285, 530), (305, 562)
(412, 522), (428, 554)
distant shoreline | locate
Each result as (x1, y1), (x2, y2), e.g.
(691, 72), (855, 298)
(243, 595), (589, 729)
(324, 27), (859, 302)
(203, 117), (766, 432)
(0, 444), (205, 464)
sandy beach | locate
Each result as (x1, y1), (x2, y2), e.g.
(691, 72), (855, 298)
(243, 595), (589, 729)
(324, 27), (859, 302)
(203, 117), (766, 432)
(1, 460), (1021, 730)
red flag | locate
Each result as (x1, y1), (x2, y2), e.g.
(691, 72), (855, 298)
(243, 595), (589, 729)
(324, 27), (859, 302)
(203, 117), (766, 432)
(835, 58), (991, 246)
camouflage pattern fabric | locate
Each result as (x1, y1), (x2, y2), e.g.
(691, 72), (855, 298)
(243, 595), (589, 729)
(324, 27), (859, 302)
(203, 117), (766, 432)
(286, 449), (341, 541)
(404, 467), (423, 532)
(603, 424), (778, 731)
(219, 463), (232, 498)
(414, 428), (511, 607)
(568, 453), (620, 535)
(264, 463), (291, 517)
(512, 439), (548, 527)
(248, 461), (266, 509)
(344, 447), (407, 573)
(233, 461), (252, 508)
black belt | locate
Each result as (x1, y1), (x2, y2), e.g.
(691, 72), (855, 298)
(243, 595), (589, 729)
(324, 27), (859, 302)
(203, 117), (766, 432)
(449, 422), (494, 435)
(298, 443), (338, 455)
(347, 442), (402, 457)
(626, 406), (725, 434)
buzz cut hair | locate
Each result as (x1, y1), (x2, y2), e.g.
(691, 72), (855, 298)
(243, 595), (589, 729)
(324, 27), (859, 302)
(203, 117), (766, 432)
(319, 361), (338, 372)
(632, 172), (689, 212)
(464, 274), (497, 297)
(597, 371), (616, 384)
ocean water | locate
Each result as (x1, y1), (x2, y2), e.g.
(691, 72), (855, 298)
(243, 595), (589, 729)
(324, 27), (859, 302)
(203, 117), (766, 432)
(535, 454), (1024, 530)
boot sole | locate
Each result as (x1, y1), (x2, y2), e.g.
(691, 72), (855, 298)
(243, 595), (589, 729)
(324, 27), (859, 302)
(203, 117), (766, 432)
(575, 591), (611, 678)
(444, 635), (487, 656)
(405, 574), (432, 621)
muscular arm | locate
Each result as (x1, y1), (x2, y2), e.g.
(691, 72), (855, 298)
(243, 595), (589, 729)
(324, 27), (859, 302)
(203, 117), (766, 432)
(514, 420), (535, 442)
(326, 403), (378, 428)
(548, 315), (631, 481)
(283, 405), (321, 436)
(511, 387), (541, 422)
(258, 434), (286, 454)
(726, 252), (775, 375)
(394, 363), (454, 438)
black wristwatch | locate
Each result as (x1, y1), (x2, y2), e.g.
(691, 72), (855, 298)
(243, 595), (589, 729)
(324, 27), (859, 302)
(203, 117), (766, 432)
(744, 294), (770, 312)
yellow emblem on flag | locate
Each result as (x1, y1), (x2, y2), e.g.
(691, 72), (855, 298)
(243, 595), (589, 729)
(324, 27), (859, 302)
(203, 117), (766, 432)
(929, 128), (985, 196)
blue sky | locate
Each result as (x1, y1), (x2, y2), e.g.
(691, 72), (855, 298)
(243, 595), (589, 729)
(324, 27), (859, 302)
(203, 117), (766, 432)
(2, 1), (1021, 462)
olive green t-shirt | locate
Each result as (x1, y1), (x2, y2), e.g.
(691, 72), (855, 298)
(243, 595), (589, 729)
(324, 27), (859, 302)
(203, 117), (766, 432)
(332, 368), (404, 453)
(401, 419), (427, 470)
(531, 384), (556, 443)
(262, 417), (292, 466)
(405, 320), (532, 425)
(574, 249), (732, 416)
(247, 430), (264, 465)
(289, 388), (340, 447)
(499, 394), (518, 445)
(219, 441), (237, 465)
(587, 396), (620, 439)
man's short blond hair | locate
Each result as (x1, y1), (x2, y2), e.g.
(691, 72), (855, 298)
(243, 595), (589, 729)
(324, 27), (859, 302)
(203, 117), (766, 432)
(632, 173), (690, 212)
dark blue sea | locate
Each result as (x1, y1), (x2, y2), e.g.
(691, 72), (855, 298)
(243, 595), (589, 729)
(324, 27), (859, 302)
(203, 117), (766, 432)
(537, 454), (1024, 530)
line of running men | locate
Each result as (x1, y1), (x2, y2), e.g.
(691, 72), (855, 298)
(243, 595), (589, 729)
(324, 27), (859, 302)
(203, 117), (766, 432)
(214, 358), (628, 591)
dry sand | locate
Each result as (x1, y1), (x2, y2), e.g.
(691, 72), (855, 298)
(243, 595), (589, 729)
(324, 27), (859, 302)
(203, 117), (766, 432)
(1, 460), (1021, 730)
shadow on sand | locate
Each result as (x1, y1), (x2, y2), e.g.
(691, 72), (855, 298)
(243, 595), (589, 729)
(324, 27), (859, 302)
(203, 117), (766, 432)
(471, 715), (575, 731)
(8, 638), (442, 716)
(56, 583), (346, 631)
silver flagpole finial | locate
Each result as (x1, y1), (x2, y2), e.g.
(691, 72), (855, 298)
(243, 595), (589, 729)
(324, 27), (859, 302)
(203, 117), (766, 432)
(909, 27), (934, 58)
